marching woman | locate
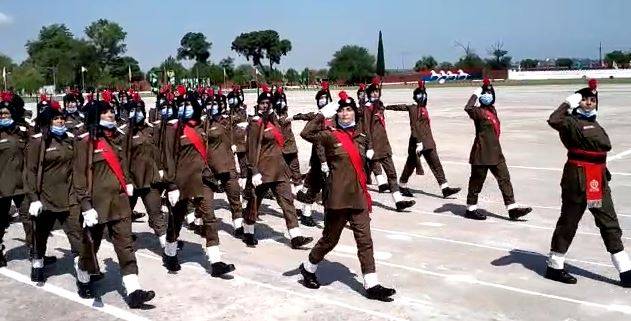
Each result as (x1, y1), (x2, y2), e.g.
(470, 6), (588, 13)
(24, 100), (82, 283)
(161, 92), (235, 276)
(204, 94), (245, 238)
(463, 79), (532, 220)
(544, 86), (631, 287)
(399, 80), (461, 198)
(273, 86), (303, 191)
(242, 86), (313, 248)
(124, 94), (168, 248)
(227, 86), (249, 189)
(73, 97), (155, 308)
(298, 91), (396, 302)
(0, 92), (30, 267)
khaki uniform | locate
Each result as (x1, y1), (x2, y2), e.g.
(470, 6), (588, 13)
(364, 101), (399, 192)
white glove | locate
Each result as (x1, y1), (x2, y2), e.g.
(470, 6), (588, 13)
(319, 102), (338, 119)
(82, 209), (98, 228)
(238, 177), (247, 190)
(366, 149), (375, 160)
(158, 170), (164, 179)
(167, 189), (180, 207)
(415, 143), (424, 155)
(565, 93), (583, 108)
(231, 145), (237, 153)
(320, 162), (329, 174)
(29, 201), (43, 217)
(252, 173), (263, 187)
(126, 184), (134, 196)
(473, 87), (483, 97)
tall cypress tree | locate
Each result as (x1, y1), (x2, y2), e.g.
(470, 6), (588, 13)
(376, 30), (385, 77)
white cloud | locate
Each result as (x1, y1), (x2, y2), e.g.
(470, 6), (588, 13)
(0, 12), (13, 25)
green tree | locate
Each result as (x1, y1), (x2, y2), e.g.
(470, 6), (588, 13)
(177, 32), (211, 63)
(328, 45), (376, 85)
(285, 68), (299, 85)
(604, 50), (631, 68)
(0, 53), (15, 72)
(231, 64), (254, 86)
(376, 31), (385, 77)
(555, 58), (573, 69)
(455, 41), (485, 70)
(231, 30), (292, 76)
(414, 56), (438, 71)
(218, 57), (235, 78)
(12, 62), (44, 94)
(485, 41), (512, 70)
(438, 61), (454, 70)
(85, 19), (127, 69)
(300, 68), (310, 86)
(109, 56), (142, 83)
(520, 59), (539, 69)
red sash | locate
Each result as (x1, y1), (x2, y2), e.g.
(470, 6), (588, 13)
(183, 124), (208, 165)
(483, 109), (501, 138)
(418, 106), (431, 125)
(95, 138), (127, 192)
(257, 119), (285, 148)
(567, 149), (607, 208)
(332, 130), (372, 212)
(372, 106), (386, 128)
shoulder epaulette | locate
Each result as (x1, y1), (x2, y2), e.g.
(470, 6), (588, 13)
(66, 132), (75, 138)
(31, 133), (42, 138)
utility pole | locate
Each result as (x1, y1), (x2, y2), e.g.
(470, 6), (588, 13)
(599, 42), (603, 68)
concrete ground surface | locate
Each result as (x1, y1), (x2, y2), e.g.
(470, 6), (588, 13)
(1, 84), (630, 321)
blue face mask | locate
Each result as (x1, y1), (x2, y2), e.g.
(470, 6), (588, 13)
(50, 125), (67, 136)
(337, 117), (356, 129)
(129, 110), (145, 123)
(576, 108), (598, 119)
(99, 119), (117, 129)
(178, 106), (194, 119)
(0, 118), (14, 127)
(210, 105), (220, 116)
(479, 93), (494, 106)
(161, 107), (173, 119)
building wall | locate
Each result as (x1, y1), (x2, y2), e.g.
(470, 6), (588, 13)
(508, 69), (631, 80)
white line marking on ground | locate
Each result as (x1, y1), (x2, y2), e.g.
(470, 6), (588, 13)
(386, 234), (413, 241)
(609, 149), (631, 162)
(369, 227), (614, 268)
(331, 252), (631, 315)
(335, 245), (392, 260)
(440, 160), (631, 176)
(417, 222), (445, 227)
(0, 267), (152, 321)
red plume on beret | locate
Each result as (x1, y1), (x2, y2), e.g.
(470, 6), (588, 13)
(39, 94), (48, 103)
(372, 76), (380, 85)
(101, 90), (113, 103)
(176, 85), (186, 95)
(359, 83), (366, 90)
(132, 92), (141, 102)
(1, 91), (13, 102)
(321, 81), (329, 90)
(232, 85), (239, 92)
(166, 92), (175, 102)
(483, 77), (491, 86)
(588, 79), (598, 90)
(160, 84), (171, 94)
(206, 87), (215, 97)
(50, 100), (61, 110)
(339, 91), (349, 102)
(86, 93), (94, 102)
(276, 86), (283, 94)
(261, 83), (270, 93)
(418, 80), (425, 88)
(218, 87), (223, 95)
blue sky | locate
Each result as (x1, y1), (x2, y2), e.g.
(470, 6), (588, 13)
(0, 0), (629, 71)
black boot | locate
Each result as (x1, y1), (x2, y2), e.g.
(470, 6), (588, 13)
(299, 263), (320, 289)
(127, 289), (155, 309)
(400, 187), (413, 197)
(442, 187), (461, 198)
(210, 262), (236, 277)
(131, 211), (145, 221)
(77, 281), (95, 299)
(378, 184), (390, 193)
(620, 270), (631, 288)
(90, 272), (105, 282)
(162, 254), (181, 272)
(0, 246), (6, 267)
(544, 267), (577, 284)
(291, 236), (313, 249)
(465, 209), (487, 220)
(395, 200), (416, 212)
(296, 191), (310, 203)
(31, 267), (46, 283)
(234, 227), (244, 239)
(243, 233), (258, 247)
(366, 285), (396, 302)
(300, 215), (317, 227)
(508, 207), (532, 220)
(177, 240), (184, 250)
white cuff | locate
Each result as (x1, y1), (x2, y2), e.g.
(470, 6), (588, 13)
(186, 212), (196, 225)
(302, 204), (312, 217)
(206, 246), (221, 264)
(74, 257), (90, 284)
(506, 203), (518, 211)
(376, 174), (388, 186)
(164, 241), (178, 257)
(233, 218), (244, 229)
(439, 183), (449, 189)
(303, 260), (318, 273)
(244, 223), (255, 234)
(122, 274), (141, 293)
(612, 251), (631, 273)
(363, 272), (379, 289)
(467, 204), (478, 211)
(158, 234), (167, 248)
(194, 218), (203, 226)
(288, 227), (302, 239)
(32, 259), (44, 269)
(547, 251), (566, 269)
(392, 191), (403, 203)
(399, 182), (408, 189)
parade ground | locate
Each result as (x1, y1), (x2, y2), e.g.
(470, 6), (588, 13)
(1, 84), (630, 321)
